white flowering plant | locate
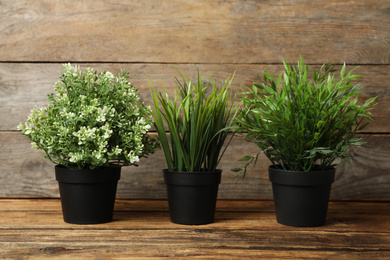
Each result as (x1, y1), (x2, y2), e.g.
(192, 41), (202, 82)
(18, 64), (159, 169)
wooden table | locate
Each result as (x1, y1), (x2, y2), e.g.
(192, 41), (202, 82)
(1, 199), (389, 259)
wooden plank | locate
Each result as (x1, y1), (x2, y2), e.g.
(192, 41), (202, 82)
(1, 230), (389, 255)
(3, 198), (390, 214)
(0, 0), (389, 64)
(0, 199), (389, 259)
(1, 132), (390, 200)
(1, 200), (390, 233)
(0, 63), (387, 132)
(2, 248), (389, 260)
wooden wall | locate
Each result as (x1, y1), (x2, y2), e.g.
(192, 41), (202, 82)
(1, 0), (389, 200)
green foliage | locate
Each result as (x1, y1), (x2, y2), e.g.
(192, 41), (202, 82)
(234, 57), (377, 174)
(18, 64), (159, 169)
(150, 70), (237, 172)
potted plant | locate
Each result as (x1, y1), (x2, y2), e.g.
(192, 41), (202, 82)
(150, 71), (237, 225)
(18, 64), (158, 224)
(233, 57), (377, 227)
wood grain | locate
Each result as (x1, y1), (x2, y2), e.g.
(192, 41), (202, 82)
(1, 199), (390, 259)
(1, 199), (390, 232)
(1, 132), (389, 200)
(0, 0), (389, 64)
(0, 63), (387, 132)
(1, 0), (389, 202)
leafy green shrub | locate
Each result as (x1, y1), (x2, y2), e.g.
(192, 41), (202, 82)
(150, 71), (236, 172)
(18, 64), (158, 169)
(233, 57), (377, 175)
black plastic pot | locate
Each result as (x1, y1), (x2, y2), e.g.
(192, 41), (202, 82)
(55, 165), (121, 224)
(269, 165), (335, 227)
(163, 169), (222, 225)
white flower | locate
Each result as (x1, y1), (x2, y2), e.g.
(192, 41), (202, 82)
(90, 98), (99, 107)
(113, 146), (122, 155)
(96, 106), (112, 122)
(108, 146), (122, 157)
(100, 123), (113, 139)
(110, 107), (116, 117)
(67, 112), (75, 118)
(62, 63), (73, 72)
(69, 152), (83, 163)
(23, 124), (32, 135)
(137, 117), (145, 125)
(57, 126), (70, 137)
(73, 126), (97, 144)
(128, 151), (140, 164)
(80, 105), (96, 117)
(144, 124), (151, 131)
(56, 93), (69, 104)
(17, 123), (24, 131)
(59, 108), (75, 119)
(96, 114), (106, 122)
(63, 63), (80, 77)
(105, 71), (114, 80)
(92, 150), (102, 160)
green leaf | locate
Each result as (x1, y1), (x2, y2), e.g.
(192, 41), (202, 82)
(238, 155), (252, 162)
(150, 70), (237, 172)
(316, 120), (325, 129)
(340, 62), (346, 78)
(234, 56), (377, 172)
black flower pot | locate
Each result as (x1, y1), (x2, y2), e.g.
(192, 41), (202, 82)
(269, 166), (335, 227)
(163, 169), (222, 225)
(55, 165), (121, 224)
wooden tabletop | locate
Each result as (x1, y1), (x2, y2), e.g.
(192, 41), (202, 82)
(1, 199), (390, 259)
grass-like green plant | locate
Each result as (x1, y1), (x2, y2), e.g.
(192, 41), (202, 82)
(233, 57), (377, 175)
(150, 71), (236, 172)
(18, 64), (159, 169)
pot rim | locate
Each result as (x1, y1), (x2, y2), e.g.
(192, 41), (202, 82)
(269, 165), (335, 186)
(55, 165), (121, 184)
(269, 164), (335, 173)
(163, 169), (222, 186)
(163, 169), (222, 174)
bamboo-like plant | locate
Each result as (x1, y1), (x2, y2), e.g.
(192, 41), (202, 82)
(150, 71), (236, 172)
(233, 57), (377, 175)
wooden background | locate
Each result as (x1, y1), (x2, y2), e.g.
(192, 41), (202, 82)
(0, 0), (389, 200)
